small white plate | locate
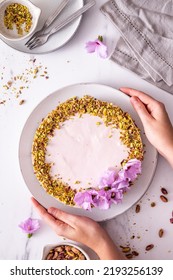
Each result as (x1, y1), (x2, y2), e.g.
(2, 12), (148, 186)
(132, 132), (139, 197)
(19, 83), (158, 222)
(0, 0), (84, 54)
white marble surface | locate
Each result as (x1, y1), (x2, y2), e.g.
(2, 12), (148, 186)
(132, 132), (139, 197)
(0, 0), (173, 260)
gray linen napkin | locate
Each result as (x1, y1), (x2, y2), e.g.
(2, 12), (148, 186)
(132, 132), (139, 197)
(101, 0), (173, 94)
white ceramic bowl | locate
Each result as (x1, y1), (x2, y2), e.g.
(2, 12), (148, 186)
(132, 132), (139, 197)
(42, 242), (90, 260)
(0, 0), (41, 41)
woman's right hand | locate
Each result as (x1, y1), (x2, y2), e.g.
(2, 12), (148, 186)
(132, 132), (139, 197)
(120, 88), (173, 167)
(31, 198), (124, 260)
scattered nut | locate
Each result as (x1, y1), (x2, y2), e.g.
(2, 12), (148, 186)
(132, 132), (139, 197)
(151, 202), (156, 207)
(135, 204), (140, 213)
(1, 59), (49, 105)
(19, 99), (25, 105)
(160, 195), (168, 203)
(125, 253), (133, 259)
(132, 251), (139, 256)
(122, 247), (131, 253)
(159, 229), (164, 238)
(0, 100), (6, 105)
(161, 187), (168, 195)
(145, 244), (154, 251)
(121, 245), (139, 259)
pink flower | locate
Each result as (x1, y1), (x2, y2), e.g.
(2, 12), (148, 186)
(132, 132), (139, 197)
(108, 188), (124, 204)
(99, 169), (116, 188)
(112, 178), (130, 192)
(74, 190), (96, 210)
(19, 218), (40, 238)
(85, 36), (108, 59)
(92, 189), (111, 210)
(123, 159), (142, 181)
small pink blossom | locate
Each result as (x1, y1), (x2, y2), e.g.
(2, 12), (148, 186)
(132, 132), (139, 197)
(74, 191), (96, 210)
(123, 159), (142, 181)
(99, 169), (116, 188)
(108, 188), (124, 204)
(19, 218), (40, 238)
(85, 36), (108, 59)
(112, 179), (130, 192)
(92, 189), (111, 210)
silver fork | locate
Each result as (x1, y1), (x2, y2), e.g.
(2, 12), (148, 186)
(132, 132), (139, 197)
(25, 0), (70, 46)
(26, 0), (96, 50)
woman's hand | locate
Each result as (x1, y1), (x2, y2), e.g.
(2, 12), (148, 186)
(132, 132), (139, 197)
(120, 88), (173, 167)
(31, 197), (124, 260)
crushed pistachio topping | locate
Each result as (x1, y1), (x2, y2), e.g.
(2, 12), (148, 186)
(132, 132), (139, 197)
(74, 181), (81, 185)
(32, 96), (144, 206)
(4, 3), (32, 35)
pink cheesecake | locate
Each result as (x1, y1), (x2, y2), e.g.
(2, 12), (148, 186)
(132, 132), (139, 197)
(32, 96), (143, 209)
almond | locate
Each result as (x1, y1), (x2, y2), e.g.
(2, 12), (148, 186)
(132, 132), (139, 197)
(135, 204), (140, 213)
(145, 244), (154, 251)
(159, 229), (164, 238)
(132, 251), (139, 256)
(160, 195), (168, 203)
(161, 187), (168, 195)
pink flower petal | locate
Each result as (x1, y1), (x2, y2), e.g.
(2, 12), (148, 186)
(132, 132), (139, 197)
(74, 191), (95, 210)
(95, 40), (108, 59)
(99, 169), (116, 188)
(85, 41), (97, 53)
(19, 218), (40, 234)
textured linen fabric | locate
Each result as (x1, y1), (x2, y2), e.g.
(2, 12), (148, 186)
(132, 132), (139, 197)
(101, 0), (173, 94)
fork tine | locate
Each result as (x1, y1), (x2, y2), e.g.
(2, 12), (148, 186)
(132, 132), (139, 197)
(29, 42), (42, 50)
(29, 44), (38, 50)
(29, 43), (39, 50)
(27, 39), (40, 49)
(25, 35), (37, 46)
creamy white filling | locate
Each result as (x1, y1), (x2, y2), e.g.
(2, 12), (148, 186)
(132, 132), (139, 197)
(45, 114), (129, 190)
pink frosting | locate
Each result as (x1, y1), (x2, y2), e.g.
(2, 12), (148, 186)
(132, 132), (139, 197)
(45, 114), (129, 190)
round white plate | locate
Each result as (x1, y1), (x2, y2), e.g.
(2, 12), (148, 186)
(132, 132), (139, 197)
(0, 0), (84, 54)
(19, 83), (158, 221)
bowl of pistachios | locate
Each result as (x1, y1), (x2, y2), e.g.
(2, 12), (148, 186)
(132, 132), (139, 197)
(0, 0), (41, 41)
(42, 242), (90, 260)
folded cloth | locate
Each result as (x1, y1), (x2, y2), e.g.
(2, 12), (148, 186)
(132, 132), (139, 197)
(101, 0), (173, 94)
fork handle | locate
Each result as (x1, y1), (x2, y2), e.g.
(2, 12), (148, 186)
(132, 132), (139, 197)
(49, 0), (96, 35)
(43, 0), (70, 29)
